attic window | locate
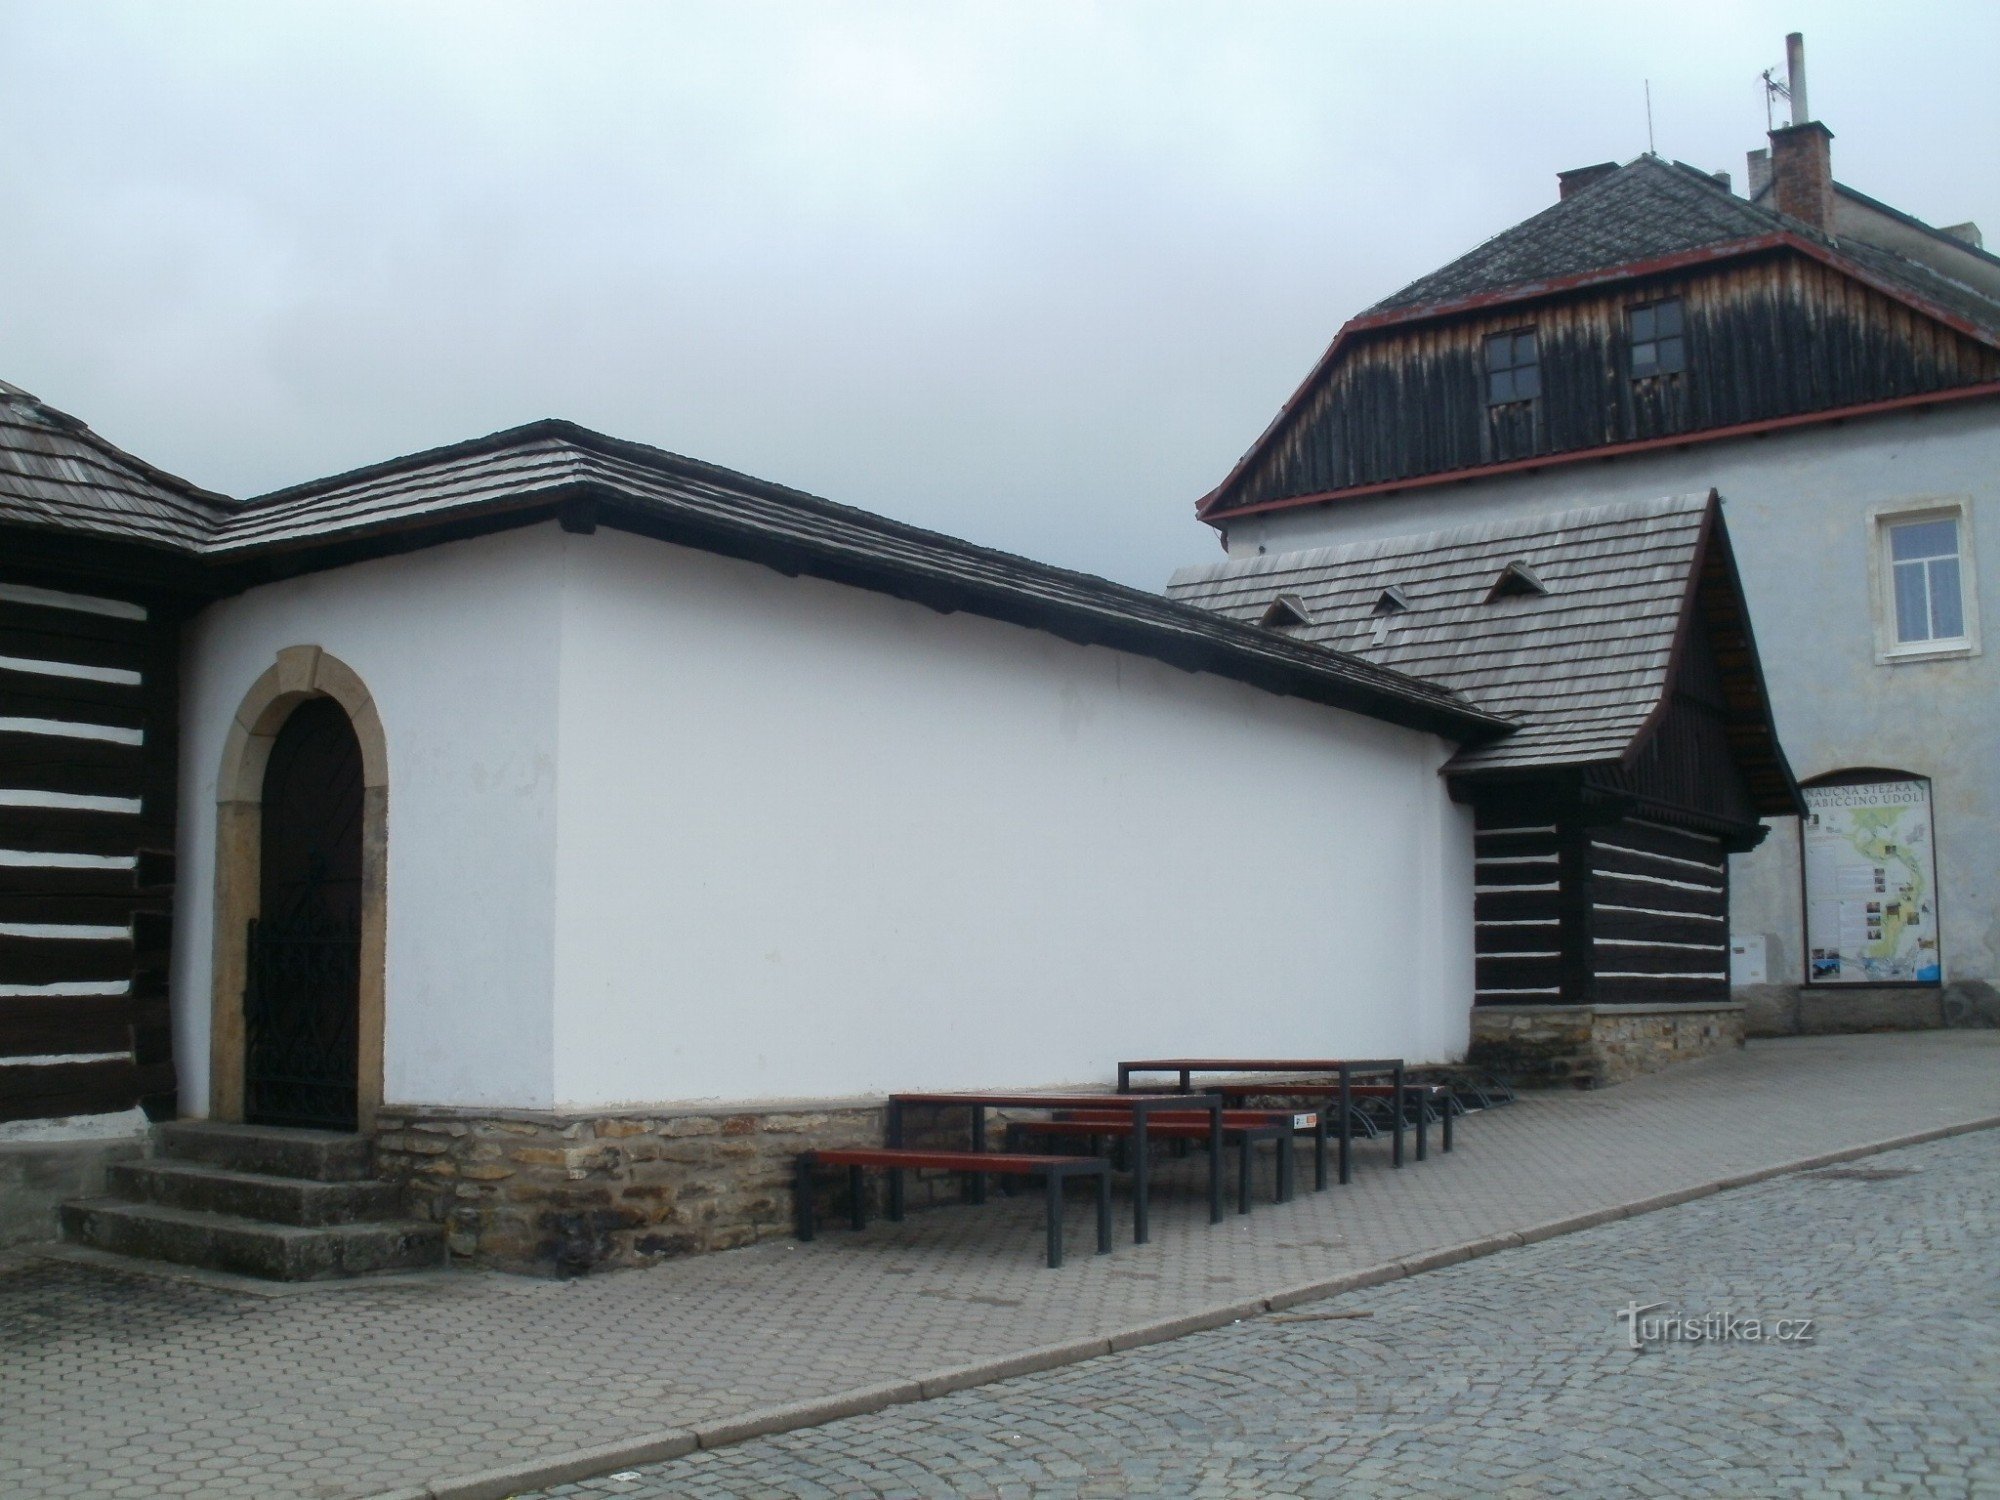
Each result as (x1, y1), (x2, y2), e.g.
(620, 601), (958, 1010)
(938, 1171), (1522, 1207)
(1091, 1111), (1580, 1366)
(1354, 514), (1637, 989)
(1628, 298), (1685, 378)
(1260, 593), (1313, 629)
(1373, 586), (1412, 615)
(1484, 330), (1539, 405)
(1486, 561), (1549, 601)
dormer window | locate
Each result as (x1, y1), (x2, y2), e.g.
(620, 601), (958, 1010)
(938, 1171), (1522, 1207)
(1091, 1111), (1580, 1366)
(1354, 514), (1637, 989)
(1486, 560), (1549, 601)
(1373, 586), (1412, 615)
(1484, 330), (1539, 405)
(1628, 298), (1685, 377)
(1260, 593), (1313, 629)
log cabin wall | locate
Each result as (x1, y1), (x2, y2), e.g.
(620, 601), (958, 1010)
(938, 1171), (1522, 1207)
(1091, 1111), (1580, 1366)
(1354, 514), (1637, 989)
(1472, 806), (1566, 1005)
(1587, 818), (1731, 1005)
(1228, 253), (2000, 511)
(1473, 799), (1734, 1009)
(0, 570), (179, 1126)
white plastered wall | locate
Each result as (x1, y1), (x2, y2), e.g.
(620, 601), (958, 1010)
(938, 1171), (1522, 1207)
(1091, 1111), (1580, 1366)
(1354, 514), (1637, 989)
(172, 520), (1478, 1116)
(172, 525), (564, 1112)
(1223, 401), (2000, 990)
(548, 527), (1475, 1108)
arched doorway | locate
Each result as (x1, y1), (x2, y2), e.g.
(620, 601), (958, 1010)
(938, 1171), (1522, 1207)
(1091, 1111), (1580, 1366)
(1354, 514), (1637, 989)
(209, 646), (388, 1133)
(243, 698), (364, 1129)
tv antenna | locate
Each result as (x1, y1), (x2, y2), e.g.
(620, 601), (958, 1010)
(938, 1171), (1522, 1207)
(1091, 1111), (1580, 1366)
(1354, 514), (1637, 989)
(1644, 80), (1655, 154)
(1760, 65), (1790, 131)
(1763, 34), (1809, 130)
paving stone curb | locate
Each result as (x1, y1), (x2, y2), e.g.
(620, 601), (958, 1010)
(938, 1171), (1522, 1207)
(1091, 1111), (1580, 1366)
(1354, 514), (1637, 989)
(1265, 1259), (1407, 1311)
(690, 1379), (926, 1451)
(1106, 1296), (1268, 1353)
(364, 1111), (2000, 1500)
(421, 1431), (698, 1500)
(917, 1335), (1115, 1398)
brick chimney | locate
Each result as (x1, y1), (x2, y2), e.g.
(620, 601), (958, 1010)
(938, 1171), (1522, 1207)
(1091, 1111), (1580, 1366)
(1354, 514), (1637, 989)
(1557, 162), (1619, 201)
(1768, 122), (1834, 233)
(1765, 32), (1835, 234)
(1745, 148), (1772, 199)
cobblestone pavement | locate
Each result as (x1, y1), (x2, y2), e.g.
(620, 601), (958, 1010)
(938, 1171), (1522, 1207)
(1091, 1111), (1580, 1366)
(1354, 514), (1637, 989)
(2, 1033), (1997, 1500)
(538, 1129), (2000, 1500)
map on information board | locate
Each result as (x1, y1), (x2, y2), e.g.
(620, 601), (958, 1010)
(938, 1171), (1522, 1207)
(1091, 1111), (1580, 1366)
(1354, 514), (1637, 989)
(1802, 779), (1941, 985)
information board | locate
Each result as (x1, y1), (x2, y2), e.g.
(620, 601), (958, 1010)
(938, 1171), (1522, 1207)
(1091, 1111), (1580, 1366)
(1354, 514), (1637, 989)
(1801, 778), (1941, 985)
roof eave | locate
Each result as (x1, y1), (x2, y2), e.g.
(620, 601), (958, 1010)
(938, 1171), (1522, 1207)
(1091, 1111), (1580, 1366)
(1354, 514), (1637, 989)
(214, 440), (1515, 746)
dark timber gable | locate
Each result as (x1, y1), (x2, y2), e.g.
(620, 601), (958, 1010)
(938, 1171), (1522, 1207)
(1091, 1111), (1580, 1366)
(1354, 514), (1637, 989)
(1467, 534), (1776, 1008)
(1199, 157), (2000, 523)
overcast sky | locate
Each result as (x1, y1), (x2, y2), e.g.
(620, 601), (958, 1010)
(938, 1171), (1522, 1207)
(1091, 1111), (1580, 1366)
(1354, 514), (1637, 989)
(4, 2), (1996, 588)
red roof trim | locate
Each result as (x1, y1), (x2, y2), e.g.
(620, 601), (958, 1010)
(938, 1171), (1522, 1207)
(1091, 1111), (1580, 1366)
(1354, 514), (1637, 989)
(1203, 378), (2000, 525)
(1197, 228), (2000, 523)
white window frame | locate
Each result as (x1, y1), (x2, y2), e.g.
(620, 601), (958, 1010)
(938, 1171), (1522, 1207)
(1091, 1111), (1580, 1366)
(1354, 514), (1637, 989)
(1868, 498), (1979, 664)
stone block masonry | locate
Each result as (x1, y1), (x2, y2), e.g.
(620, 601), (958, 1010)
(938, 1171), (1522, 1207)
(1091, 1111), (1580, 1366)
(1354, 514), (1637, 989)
(1467, 1002), (1745, 1089)
(0, 1136), (146, 1248)
(374, 1101), (982, 1275)
(1736, 979), (2000, 1037)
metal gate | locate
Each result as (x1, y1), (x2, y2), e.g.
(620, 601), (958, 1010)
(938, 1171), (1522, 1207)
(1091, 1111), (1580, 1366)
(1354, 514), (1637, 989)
(243, 697), (363, 1131)
(244, 911), (360, 1129)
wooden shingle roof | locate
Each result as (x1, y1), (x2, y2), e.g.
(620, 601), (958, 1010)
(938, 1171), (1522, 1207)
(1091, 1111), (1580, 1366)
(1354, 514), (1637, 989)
(0, 392), (1508, 744)
(1372, 156), (2000, 339)
(1167, 492), (1797, 810)
(0, 380), (231, 551)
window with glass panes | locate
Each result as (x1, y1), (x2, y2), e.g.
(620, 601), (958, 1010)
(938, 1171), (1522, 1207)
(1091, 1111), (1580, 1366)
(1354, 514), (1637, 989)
(1628, 298), (1685, 377)
(1889, 516), (1965, 644)
(1484, 330), (1539, 404)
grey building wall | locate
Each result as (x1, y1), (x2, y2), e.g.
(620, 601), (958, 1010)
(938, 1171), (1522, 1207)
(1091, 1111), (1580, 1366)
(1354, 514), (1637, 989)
(1213, 397), (2000, 1024)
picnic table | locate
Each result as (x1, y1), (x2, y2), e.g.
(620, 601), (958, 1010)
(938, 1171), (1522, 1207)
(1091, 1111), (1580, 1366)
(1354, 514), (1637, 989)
(1116, 1058), (1413, 1187)
(887, 1090), (1224, 1244)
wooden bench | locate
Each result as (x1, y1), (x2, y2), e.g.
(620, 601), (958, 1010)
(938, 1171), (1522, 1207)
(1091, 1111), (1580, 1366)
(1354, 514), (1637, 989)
(795, 1148), (1112, 1268)
(1004, 1110), (1309, 1214)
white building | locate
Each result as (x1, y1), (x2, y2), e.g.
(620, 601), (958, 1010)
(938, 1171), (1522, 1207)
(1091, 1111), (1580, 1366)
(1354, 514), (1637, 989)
(5, 400), (1518, 1270)
(1192, 100), (2000, 1039)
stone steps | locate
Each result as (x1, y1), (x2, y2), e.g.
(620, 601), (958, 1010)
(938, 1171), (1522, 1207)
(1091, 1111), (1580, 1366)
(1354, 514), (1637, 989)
(105, 1159), (404, 1228)
(154, 1121), (376, 1182)
(60, 1120), (445, 1282)
(58, 1198), (444, 1281)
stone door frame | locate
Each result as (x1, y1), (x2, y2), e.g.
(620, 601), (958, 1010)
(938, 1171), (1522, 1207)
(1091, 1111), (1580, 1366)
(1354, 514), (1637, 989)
(209, 646), (389, 1133)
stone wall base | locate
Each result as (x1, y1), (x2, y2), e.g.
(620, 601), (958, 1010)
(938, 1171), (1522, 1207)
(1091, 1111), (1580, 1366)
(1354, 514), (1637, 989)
(0, 1135), (148, 1249)
(1737, 981), (2000, 1037)
(375, 1101), (979, 1276)
(1467, 1003), (1746, 1090)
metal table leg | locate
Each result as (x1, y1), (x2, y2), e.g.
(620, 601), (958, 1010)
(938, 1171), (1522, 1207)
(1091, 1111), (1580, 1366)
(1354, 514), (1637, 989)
(1206, 1096), (1224, 1223)
(1338, 1068), (1353, 1185)
(1132, 1109), (1150, 1244)
(1392, 1062), (1406, 1167)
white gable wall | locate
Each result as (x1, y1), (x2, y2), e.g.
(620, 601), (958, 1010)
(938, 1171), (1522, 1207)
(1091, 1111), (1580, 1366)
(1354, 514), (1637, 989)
(173, 525), (565, 1112)
(1220, 400), (2000, 995)
(548, 527), (1474, 1108)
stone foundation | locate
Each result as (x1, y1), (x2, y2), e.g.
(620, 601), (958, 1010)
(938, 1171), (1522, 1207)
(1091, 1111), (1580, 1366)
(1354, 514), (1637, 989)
(0, 1135), (148, 1249)
(1737, 981), (2000, 1037)
(1467, 1002), (1745, 1090)
(375, 1100), (978, 1276)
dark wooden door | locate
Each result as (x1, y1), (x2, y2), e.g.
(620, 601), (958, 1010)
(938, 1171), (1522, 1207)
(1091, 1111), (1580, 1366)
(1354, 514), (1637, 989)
(244, 697), (362, 1130)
